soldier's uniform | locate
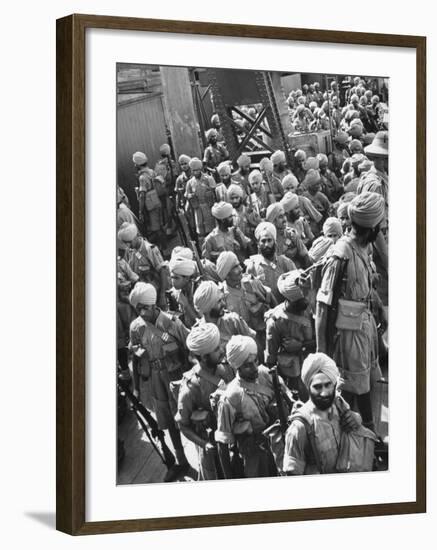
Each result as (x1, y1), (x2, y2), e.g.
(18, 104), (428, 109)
(129, 310), (190, 430)
(245, 253), (297, 303)
(203, 143), (229, 172)
(202, 226), (251, 264)
(126, 237), (165, 291)
(265, 302), (313, 384)
(136, 166), (163, 237)
(194, 312), (256, 350)
(231, 171), (250, 197)
(176, 362), (234, 480)
(166, 281), (199, 329)
(185, 173), (217, 239)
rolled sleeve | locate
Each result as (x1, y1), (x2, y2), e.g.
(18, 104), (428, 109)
(283, 421), (307, 475)
(215, 397), (236, 445)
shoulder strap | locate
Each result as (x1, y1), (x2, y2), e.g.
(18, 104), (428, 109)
(291, 413), (324, 474)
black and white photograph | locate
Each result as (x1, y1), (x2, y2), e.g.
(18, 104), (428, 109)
(116, 63), (389, 485)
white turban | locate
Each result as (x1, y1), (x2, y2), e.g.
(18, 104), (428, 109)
(309, 236), (334, 263)
(322, 217), (342, 237)
(216, 251), (239, 280)
(160, 143), (171, 155)
(227, 184), (244, 199)
(294, 149), (307, 161)
(217, 161), (232, 176)
(259, 157), (273, 173)
(206, 128), (218, 142)
(248, 170), (263, 185)
(271, 150), (286, 164)
(132, 151), (147, 165)
(169, 257), (196, 277)
(186, 323), (221, 355)
(303, 169), (321, 186)
(189, 158), (203, 171)
(211, 201), (233, 220)
(299, 195), (322, 223)
(226, 335), (258, 370)
(304, 157), (320, 171)
(316, 153), (328, 166)
(266, 202), (285, 223)
(281, 192), (299, 213)
(348, 191), (385, 228)
(193, 281), (222, 314)
(277, 270), (304, 302)
(118, 222), (138, 242)
(171, 247), (194, 260)
(281, 173), (299, 192)
(178, 154), (191, 164)
(255, 221), (277, 242)
(129, 282), (157, 308)
(301, 352), (340, 390)
(237, 154), (251, 167)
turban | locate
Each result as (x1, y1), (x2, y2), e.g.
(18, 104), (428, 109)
(129, 282), (157, 308)
(294, 149), (307, 161)
(160, 143), (171, 155)
(206, 128), (218, 141)
(348, 191), (385, 228)
(211, 114), (220, 125)
(303, 168), (321, 186)
(316, 153), (328, 166)
(309, 101), (318, 110)
(358, 159), (374, 173)
(259, 157), (273, 173)
(266, 202), (285, 223)
(248, 169), (263, 185)
(254, 221), (277, 242)
(281, 173), (298, 192)
(171, 247), (194, 260)
(351, 153), (367, 167)
(189, 157), (203, 171)
(217, 161), (232, 176)
(271, 150), (286, 165)
(211, 201), (233, 220)
(295, 89), (302, 97)
(227, 184), (244, 199)
(178, 154), (191, 164)
(277, 270), (304, 302)
(237, 154), (251, 167)
(304, 157), (320, 171)
(334, 132), (349, 145)
(132, 151), (147, 165)
(350, 94), (359, 103)
(322, 217), (342, 237)
(226, 335), (258, 370)
(193, 281), (222, 314)
(169, 257), (196, 277)
(281, 192), (299, 213)
(348, 124), (363, 138)
(349, 139), (364, 153)
(336, 201), (350, 219)
(301, 352), (339, 390)
(118, 222), (138, 243)
(371, 95), (380, 103)
(216, 251), (240, 280)
(362, 132), (375, 146)
(309, 236), (334, 262)
(296, 103), (305, 112)
(186, 323), (220, 355)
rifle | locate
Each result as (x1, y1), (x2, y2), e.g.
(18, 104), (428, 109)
(175, 207), (205, 279)
(118, 379), (176, 469)
(269, 366), (289, 440)
(206, 427), (225, 480)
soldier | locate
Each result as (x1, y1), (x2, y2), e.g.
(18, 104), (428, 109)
(132, 151), (163, 242)
(211, 113), (225, 143)
(215, 161), (233, 202)
(301, 170), (331, 235)
(167, 256), (199, 328)
(281, 191), (315, 247)
(259, 157), (281, 201)
(128, 283), (190, 481)
(203, 128), (229, 178)
(317, 153), (343, 202)
(265, 270), (314, 398)
(174, 154), (191, 209)
(271, 150), (292, 186)
(215, 335), (289, 478)
(293, 149), (307, 184)
(228, 183), (261, 247)
(193, 280), (256, 348)
(216, 251), (274, 360)
(315, 192), (385, 432)
(245, 221), (297, 303)
(231, 154), (252, 196)
(248, 169), (272, 218)
(202, 201), (251, 264)
(185, 157), (217, 247)
(176, 323), (235, 480)
(328, 132), (350, 179)
(118, 222), (168, 310)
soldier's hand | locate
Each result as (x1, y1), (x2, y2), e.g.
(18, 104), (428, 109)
(204, 442), (216, 455)
(340, 410), (360, 433)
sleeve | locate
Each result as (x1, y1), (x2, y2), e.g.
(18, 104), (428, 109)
(234, 314), (256, 339)
(174, 318), (190, 348)
(265, 317), (281, 366)
(283, 420), (308, 475)
(234, 226), (251, 247)
(175, 380), (196, 426)
(123, 260), (140, 283)
(147, 244), (165, 271)
(316, 256), (342, 306)
(215, 396), (236, 444)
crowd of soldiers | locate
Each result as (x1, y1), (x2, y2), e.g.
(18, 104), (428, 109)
(116, 74), (389, 482)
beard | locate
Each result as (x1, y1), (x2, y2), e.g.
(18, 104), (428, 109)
(366, 227), (380, 244)
(310, 390), (335, 411)
(276, 164), (285, 173)
(287, 298), (308, 314)
(260, 243), (276, 260)
(209, 305), (224, 319)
